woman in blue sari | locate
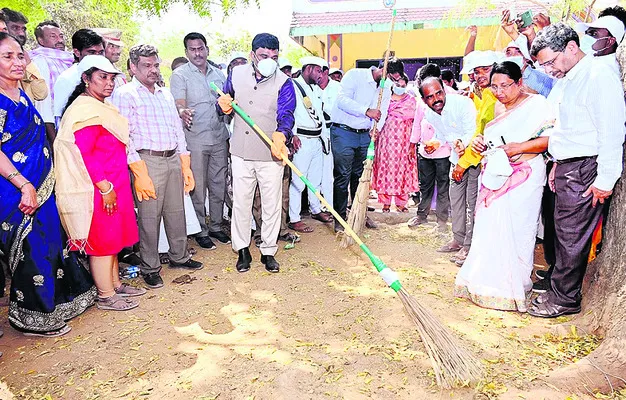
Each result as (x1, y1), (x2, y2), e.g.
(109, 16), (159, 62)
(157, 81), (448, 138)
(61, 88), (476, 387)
(0, 33), (95, 337)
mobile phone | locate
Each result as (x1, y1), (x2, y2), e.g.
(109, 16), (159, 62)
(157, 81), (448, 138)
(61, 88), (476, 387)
(517, 10), (533, 29)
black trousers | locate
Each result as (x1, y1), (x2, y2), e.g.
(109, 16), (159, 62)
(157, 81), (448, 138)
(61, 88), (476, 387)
(550, 157), (605, 307)
(541, 161), (556, 271)
(416, 155), (451, 222)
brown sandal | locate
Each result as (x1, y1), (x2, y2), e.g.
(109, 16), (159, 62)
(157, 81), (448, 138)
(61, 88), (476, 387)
(97, 294), (139, 311)
(382, 205), (391, 213)
(311, 212), (333, 223)
(288, 221), (314, 233)
(397, 206), (409, 213)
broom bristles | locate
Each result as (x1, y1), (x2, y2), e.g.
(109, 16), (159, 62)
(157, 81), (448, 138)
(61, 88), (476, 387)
(340, 160), (374, 248)
(398, 288), (483, 388)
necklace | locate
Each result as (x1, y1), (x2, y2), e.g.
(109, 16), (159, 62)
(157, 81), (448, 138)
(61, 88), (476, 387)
(0, 86), (19, 106)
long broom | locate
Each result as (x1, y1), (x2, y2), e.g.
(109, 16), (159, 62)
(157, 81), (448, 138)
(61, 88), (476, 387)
(340, 8), (397, 248)
(210, 83), (484, 388)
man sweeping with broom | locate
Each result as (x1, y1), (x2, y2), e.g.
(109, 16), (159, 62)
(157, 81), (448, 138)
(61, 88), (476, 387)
(329, 58), (404, 233)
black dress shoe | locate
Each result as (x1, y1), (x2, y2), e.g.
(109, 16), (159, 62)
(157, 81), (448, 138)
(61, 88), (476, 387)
(196, 236), (217, 250)
(236, 248), (252, 273)
(142, 272), (164, 289)
(170, 258), (203, 270)
(209, 231), (231, 244)
(528, 301), (581, 318)
(260, 255), (279, 273)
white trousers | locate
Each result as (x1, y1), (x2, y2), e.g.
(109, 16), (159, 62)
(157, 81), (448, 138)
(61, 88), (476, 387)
(320, 128), (334, 209)
(231, 155), (283, 256)
(289, 135), (323, 222)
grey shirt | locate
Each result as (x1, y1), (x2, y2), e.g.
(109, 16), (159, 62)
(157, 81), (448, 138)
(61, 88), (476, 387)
(170, 62), (229, 146)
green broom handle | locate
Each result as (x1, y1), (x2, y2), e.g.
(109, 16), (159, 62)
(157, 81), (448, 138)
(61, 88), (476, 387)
(210, 82), (402, 292)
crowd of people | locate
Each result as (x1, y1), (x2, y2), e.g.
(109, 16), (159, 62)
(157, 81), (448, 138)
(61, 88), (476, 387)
(0, 3), (624, 341)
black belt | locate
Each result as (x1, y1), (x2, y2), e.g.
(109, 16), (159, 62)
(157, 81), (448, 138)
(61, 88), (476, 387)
(138, 149), (177, 157)
(330, 123), (370, 134)
(296, 127), (322, 137)
(556, 155), (596, 164)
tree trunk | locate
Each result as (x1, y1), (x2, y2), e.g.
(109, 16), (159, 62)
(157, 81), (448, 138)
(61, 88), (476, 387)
(545, 152), (626, 394)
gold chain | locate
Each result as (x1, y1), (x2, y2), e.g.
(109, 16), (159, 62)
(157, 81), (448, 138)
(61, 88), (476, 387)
(0, 86), (19, 106)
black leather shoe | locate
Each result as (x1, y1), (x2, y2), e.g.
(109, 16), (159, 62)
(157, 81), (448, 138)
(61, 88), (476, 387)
(236, 248), (252, 273)
(142, 272), (164, 289)
(260, 255), (279, 273)
(170, 258), (203, 270)
(209, 231), (231, 244)
(196, 236), (216, 250)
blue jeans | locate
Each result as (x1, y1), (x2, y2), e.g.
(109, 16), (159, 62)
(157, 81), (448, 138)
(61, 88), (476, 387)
(331, 125), (371, 221)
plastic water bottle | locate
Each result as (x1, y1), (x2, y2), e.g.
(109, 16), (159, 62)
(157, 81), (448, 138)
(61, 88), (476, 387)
(121, 265), (139, 279)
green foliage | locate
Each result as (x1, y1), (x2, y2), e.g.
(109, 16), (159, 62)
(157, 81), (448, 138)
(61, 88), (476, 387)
(135, 0), (260, 18)
(211, 31), (253, 61)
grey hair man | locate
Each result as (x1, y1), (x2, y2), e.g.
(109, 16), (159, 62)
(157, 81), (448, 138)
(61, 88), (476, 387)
(528, 23), (626, 318)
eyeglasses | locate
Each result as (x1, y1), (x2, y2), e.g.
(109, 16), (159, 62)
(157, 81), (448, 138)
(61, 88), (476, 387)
(490, 81), (517, 93)
(540, 52), (562, 68)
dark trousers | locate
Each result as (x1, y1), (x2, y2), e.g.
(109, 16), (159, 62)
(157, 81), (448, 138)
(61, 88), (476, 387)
(541, 161), (556, 274)
(331, 126), (370, 220)
(189, 141), (229, 236)
(417, 155), (451, 222)
(550, 157), (605, 307)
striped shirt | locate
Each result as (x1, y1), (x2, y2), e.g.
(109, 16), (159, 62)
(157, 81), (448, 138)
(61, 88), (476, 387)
(111, 77), (189, 164)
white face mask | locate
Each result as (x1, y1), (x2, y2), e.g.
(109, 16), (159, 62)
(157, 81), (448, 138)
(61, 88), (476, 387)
(505, 56), (525, 69)
(393, 85), (407, 95)
(580, 35), (596, 55)
(255, 57), (278, 78)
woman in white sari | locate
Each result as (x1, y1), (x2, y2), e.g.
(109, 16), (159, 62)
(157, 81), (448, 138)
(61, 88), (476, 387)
(454, 61), (554, 312)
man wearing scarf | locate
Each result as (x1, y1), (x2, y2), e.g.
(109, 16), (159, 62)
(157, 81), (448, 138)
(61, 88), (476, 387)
(30, 20), (74, 145)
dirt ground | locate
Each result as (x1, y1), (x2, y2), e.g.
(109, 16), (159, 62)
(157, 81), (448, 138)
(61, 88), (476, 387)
(0, 208), (605, 400)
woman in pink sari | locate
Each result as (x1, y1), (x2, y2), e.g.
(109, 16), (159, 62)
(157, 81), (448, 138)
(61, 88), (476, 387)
(372, 74), (419, 212)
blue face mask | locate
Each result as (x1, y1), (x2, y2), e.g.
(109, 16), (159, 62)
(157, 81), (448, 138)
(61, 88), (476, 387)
(393, 85), (407, 95)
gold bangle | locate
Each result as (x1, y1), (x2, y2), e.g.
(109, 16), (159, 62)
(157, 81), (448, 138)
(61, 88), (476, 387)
(7, 171), (20, 181)
(19, 181), (32, 191)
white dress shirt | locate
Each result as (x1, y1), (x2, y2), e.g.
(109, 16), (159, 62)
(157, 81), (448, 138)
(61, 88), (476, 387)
(321, 79), (341, 121)
(331, 67), (392, 131)
(547, 55), (626, 191)
(53, 64), (80, 119)
(31, 57), (54, 123)
(423, 93), (477, 163)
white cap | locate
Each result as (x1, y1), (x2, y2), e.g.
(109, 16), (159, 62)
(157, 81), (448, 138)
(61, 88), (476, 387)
(329, 67), (343, 75)
(300, 56), (328, 69)
(506, 41), (520, 50)
(78, 55), (122, 75)
(576, 16), (625, 43)
(278, 57), (292, 69)
(460, 51), (503, 75)
(228, 52), (248, 64)
(91, 28), (125, 47)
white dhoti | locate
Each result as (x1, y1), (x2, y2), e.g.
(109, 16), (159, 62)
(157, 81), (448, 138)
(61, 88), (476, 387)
(231, 155), (283, 256)
(289, 135), (324, 222)
(158, 193), (201, 253)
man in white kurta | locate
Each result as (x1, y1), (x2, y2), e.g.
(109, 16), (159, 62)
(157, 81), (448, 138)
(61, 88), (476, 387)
(318, 67), (341, 209)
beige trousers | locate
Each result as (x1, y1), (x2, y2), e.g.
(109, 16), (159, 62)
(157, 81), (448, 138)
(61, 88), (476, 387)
(231, 156), (284, 256)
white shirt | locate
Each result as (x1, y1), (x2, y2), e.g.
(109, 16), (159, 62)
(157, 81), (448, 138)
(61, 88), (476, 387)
(293, 76), (324, 132)
(321, 79), (341, 121)
(31, 57), (54, 123)
(547, 55), (626, 191)
(595, 53), (619, 78)
(332, 67), (392, 131)
(53, 64), (80, 119)
(423, 93), (477, 163)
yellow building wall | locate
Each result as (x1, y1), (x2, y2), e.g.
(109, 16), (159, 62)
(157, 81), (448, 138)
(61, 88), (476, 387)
(302, 35), (328, 58)
(340, 25), (511, 69)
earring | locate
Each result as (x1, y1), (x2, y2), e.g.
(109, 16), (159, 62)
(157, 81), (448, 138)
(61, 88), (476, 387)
(85, 82), (90, 88)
